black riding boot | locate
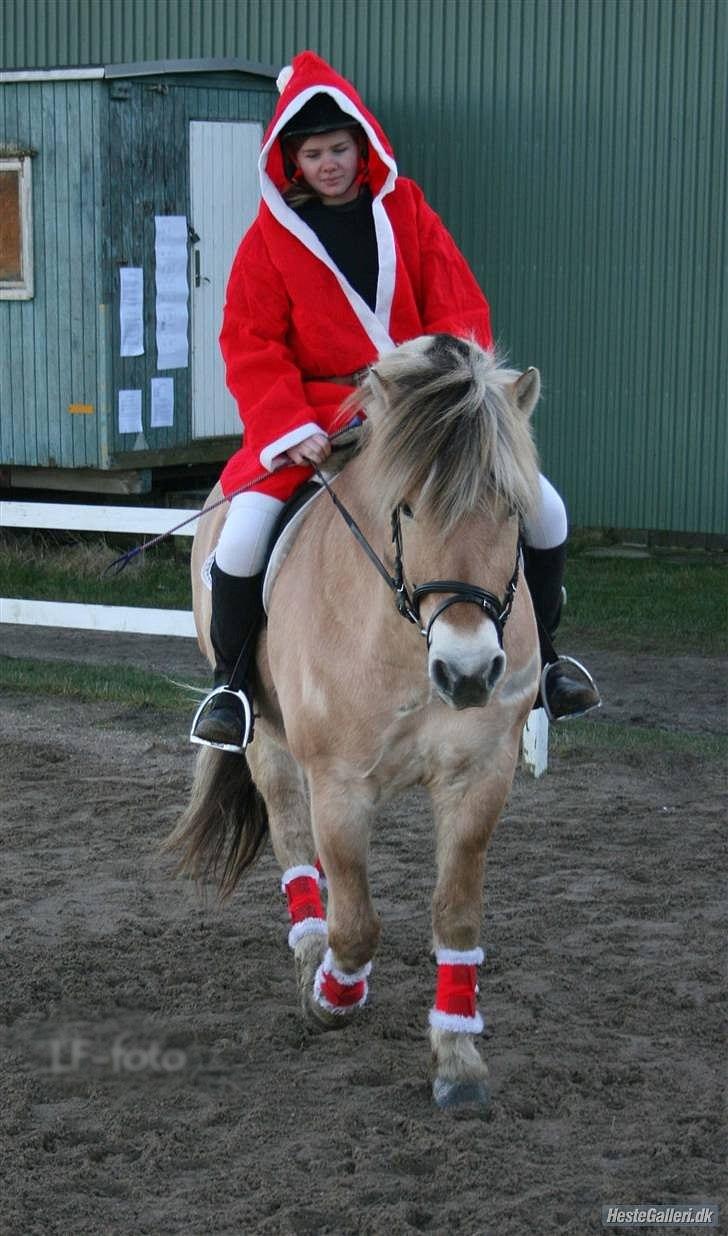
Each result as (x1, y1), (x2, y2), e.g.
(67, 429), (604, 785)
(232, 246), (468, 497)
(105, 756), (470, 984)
(190, 563), (264, 749)
(523, 542), (601, 721)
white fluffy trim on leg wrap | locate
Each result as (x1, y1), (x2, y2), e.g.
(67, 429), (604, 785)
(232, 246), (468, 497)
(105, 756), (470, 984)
(288, 918), (328, 948)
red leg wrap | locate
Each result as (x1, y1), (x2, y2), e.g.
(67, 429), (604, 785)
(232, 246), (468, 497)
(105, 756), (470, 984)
(280, 865), (327, 948)
(313, 947), (371, 1015)
(429, 947), (485, 1034)
(318, 970), (367, 1008)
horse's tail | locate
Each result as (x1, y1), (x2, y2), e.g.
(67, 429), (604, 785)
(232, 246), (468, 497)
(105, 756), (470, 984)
(162, 748), (268, 898)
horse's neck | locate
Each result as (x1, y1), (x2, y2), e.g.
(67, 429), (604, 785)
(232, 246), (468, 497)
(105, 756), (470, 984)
(321, 449), (405, 627)
(318, 455), (417, 650)
(332, 452), (387, 543)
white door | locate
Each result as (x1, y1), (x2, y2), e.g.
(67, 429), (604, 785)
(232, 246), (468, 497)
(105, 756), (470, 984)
(189, 120), (262, 439)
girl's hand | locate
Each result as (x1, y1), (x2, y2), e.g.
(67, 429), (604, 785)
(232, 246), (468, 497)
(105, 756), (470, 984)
(286, 433), (332, 467)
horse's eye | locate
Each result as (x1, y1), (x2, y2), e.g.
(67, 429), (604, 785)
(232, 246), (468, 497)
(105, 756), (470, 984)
(400, 502), (414, 519)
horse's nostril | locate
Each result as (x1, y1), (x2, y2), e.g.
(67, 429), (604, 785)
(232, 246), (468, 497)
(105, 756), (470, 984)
(432, 658), (453, 694)
(486, 652), (507, 690)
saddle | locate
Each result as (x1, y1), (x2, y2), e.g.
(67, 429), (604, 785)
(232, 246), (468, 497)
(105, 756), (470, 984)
(262, 481), (324, 613)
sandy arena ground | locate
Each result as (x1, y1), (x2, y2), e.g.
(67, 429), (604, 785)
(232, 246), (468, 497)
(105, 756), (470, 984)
(1, 627), (725, 1235)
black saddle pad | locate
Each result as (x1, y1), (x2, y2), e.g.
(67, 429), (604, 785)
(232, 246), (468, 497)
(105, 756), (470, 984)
(264, 480), (322, 574)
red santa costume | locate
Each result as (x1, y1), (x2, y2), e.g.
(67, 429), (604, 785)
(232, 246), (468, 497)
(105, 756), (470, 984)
(218, 49), (494, 505)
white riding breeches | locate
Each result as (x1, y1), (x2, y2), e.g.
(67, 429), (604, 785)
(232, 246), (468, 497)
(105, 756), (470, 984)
(214, 491), (285, 577)
(214, 471), (567, 577)
(522, 474), (568, 550)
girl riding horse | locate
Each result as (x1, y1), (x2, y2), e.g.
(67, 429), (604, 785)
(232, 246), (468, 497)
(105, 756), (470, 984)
(191, 50), (600, 750)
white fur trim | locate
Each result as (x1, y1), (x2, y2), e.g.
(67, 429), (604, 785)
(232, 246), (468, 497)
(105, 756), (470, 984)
(287, 918), (327, 949)
(313, 963), (369, 1014)
(428, 1008), (484, 1035)
(259, 83), (398, 353)
(371, 195), (396, 330)
(280, 864), (320, 891)
(260, 422), (324, 473)
(321, 947), (372, 985)
(201, 551), (214, 592)
(435, 947), (484, 967)
(276, 65), (293, 94)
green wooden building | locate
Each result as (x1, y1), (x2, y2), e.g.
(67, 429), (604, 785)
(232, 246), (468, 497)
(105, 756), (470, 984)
(0, 58), (277, 492)
(0, 0), (725, 534)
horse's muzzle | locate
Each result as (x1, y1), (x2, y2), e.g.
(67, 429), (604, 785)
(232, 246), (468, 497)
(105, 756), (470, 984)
(430, 652), (507, 709)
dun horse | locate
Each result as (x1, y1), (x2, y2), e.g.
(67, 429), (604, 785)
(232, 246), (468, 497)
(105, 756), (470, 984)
(166, 333), (543, 1109)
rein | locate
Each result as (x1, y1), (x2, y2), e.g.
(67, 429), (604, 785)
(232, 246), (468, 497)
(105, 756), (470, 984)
(103, 424), (359, 577)
(105, 420), (521, 650)
(314, 468), (521, 648)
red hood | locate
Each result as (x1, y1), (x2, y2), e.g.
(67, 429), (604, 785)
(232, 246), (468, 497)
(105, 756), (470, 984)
(260, 51), (398, 200)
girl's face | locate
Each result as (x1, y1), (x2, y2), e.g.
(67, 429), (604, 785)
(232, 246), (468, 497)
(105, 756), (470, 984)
(294, 129), (361, 205)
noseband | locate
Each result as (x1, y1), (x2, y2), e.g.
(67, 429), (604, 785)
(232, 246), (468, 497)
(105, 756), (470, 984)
(315, 470), (521, 649)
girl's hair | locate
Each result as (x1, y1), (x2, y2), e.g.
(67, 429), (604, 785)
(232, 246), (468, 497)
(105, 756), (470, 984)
(280, 126), (368, 208)
(282, 176), (321, 209)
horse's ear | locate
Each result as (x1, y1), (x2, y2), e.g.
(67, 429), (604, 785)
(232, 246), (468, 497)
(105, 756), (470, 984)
(364, 367), (390, 417)
(512, 367), (541, 418)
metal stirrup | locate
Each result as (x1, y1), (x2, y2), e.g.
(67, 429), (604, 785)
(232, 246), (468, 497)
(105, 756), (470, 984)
(539, 656), (601, 723)
(190, 685), (253, 754)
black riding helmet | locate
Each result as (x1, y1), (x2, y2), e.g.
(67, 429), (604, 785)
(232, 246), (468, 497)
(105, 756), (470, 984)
(280, 93), (366, 182)
(279, 92), (362, 140)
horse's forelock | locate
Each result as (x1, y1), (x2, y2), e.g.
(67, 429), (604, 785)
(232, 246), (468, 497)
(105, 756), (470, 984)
(360, 336), (541, 532)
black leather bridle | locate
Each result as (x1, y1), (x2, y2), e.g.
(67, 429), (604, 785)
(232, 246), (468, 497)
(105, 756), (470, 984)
(315, 469), (521, 649)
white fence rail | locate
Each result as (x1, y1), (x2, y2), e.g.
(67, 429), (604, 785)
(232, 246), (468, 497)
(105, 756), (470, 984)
(1, 500), (547, 774)
(0, 500), (197, 638)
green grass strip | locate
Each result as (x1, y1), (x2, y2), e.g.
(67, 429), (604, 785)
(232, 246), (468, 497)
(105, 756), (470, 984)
(0, 655), (202, 712)
(0, 539), (191, 610)
(559, 555), (726, 655)
(550, 718), (727, 760)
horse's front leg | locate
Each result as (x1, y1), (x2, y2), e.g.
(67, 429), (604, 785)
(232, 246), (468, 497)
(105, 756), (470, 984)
(305, 769), (380, 1030)
(246, 733), (328, 1009)
(428, 769), (513, 1111)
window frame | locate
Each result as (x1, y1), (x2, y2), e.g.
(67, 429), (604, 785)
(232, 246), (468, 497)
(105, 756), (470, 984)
(0, 155), (34, 300)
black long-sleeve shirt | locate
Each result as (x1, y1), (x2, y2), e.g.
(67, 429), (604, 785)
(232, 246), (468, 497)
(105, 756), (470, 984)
(297, 188), (379, 311)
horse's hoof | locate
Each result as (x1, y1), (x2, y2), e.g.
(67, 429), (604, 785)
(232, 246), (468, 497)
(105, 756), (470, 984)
(294, 942), (326, 1017)
(432, 1076), (490, 1113)
(302, 994), (357, 1033)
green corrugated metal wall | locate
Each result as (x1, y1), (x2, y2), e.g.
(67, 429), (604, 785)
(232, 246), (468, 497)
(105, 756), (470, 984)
(0, 80), (109, 470)
(1, 0), (725, 533)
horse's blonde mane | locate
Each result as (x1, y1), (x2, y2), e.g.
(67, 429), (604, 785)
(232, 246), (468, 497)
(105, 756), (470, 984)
(351, 335), (541, 533)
